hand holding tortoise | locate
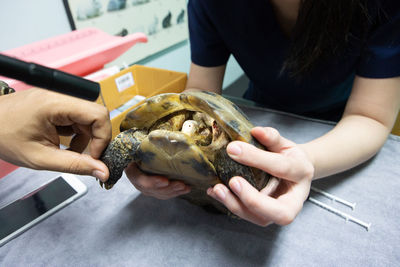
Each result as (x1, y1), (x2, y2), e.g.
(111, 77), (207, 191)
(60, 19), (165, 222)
(207, 127), (314, 226)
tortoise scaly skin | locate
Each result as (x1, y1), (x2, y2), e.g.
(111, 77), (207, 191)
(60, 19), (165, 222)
(0, 81), (15, 96)
(100, 91), (271, 213)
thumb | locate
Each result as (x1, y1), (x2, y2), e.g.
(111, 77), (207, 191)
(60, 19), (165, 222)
(37, 147), (109, 182)
(260, 177), (280, 196)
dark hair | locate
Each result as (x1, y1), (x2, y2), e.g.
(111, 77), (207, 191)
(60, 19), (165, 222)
(282, 0), (376, 78)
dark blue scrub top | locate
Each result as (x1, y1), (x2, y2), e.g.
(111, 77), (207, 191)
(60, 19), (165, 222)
(188, 0), (400, 121)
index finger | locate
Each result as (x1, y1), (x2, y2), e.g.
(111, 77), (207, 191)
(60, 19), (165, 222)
(251, 127), (295, 153)
(227, 141), (299, 180)
(229, 177), (306, 225)
(50, 98), (112, 159)
(88, 106), (112, 159)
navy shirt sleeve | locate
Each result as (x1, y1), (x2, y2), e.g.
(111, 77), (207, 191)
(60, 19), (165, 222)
(356, 1), (400, 78)
(188, 0), (231, 67)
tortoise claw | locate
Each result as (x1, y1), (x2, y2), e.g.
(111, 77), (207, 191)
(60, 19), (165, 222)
(105, 184), (114, 190)
(98, 178), (115, 190)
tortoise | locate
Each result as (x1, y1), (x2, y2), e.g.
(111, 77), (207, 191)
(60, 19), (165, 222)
(0, 81), (15, 96)
(100, 91), (271, 213)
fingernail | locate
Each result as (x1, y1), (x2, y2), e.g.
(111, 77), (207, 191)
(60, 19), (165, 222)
(263, 177), (280, 196)
(230, 179), (241, 193)
(179, 187), (191, 194)
(215, 187), (226, 200)
(206, 188), (213, 195)
(173, 183), (185, 191)
(155, 180), (169, 188)
(92, 170), (106, 182)
(227, 143), (242, 156)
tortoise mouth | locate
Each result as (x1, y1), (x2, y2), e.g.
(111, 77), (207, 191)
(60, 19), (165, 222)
(147, 110), (230, 164)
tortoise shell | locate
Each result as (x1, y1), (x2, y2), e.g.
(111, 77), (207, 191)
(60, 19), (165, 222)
(100, 91), (270, 213)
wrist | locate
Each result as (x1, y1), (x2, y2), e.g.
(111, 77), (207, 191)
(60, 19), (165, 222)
(298, 143), (316, 180)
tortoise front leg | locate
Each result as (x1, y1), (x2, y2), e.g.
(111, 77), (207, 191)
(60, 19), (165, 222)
(100, 128), (146, 189)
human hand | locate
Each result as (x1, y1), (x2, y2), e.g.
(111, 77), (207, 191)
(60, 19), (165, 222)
(0, 88), (111, 181)
(207, 127), (314, 226)
(125, 163), (191, 199)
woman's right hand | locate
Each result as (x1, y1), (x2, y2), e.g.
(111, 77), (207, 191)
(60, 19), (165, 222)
(125, 163), (191, 199)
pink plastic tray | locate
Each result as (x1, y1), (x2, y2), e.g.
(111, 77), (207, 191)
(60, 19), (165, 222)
(0, 161), (19, 178)
(0, 27), (147, 91)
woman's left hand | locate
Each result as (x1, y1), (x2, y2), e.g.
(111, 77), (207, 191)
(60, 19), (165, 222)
(207, 127), (314, 226)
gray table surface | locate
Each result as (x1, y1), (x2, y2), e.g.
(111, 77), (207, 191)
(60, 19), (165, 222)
(1, 104), (399, 267)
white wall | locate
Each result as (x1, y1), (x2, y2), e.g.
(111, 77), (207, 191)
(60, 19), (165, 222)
(0, 0), (71, 51)
(0, 0), (243, 88)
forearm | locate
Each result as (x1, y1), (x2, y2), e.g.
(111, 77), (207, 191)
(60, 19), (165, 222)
(301, 75), (400, 179)
(184, 63), (226, 94)
(300, 115), (391, 179)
